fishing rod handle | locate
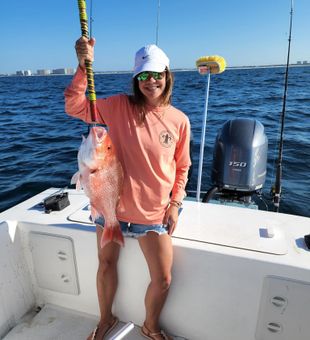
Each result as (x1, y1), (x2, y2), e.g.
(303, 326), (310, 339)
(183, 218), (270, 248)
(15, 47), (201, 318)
(77, 0), (97, 123)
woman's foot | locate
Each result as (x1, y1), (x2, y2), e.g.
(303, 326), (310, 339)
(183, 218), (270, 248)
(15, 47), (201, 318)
(87, 316), (119, 340)
(141, 323), (173, 340)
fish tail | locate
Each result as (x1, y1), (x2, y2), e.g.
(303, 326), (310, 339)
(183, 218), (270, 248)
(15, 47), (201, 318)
(100, 221), (125, 248)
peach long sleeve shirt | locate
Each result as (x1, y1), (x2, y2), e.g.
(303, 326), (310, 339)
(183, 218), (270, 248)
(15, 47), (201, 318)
(65, 67), (191, 224)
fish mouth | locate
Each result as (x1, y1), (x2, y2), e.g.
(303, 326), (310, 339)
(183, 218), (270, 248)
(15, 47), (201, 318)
(96, 129), (106, 139)
(91, 127), (107, 141)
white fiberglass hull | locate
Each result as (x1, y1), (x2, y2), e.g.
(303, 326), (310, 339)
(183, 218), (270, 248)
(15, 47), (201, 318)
(0, 188), (309, 339)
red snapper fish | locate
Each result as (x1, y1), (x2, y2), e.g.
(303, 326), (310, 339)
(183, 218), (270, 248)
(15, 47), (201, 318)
(72, 126), (124, 248)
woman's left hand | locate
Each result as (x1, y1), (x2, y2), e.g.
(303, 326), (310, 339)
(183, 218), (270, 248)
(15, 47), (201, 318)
(163, 205), (179, 235)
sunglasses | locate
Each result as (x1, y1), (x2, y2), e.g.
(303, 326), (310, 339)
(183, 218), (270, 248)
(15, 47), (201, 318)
(137, 71), (165, 81)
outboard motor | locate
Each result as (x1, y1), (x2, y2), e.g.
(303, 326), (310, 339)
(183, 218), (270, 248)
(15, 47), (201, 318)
(203, 118), (268, 205)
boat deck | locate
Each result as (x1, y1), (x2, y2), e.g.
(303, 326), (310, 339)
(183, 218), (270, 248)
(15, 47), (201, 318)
(3, 304), (186, 340)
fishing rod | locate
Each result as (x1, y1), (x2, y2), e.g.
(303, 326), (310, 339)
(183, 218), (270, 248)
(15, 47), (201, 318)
(272, 0), (294, 212)
(89, 0), (94, 39)
(77, 0), (98, 124)
(156, 0), (160, 45)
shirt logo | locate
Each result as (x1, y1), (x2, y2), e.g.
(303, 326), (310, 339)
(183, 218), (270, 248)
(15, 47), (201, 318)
(159, 131), (174, 148)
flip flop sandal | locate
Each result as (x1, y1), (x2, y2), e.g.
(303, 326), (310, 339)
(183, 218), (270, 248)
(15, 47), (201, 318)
(90, 316), (119, 340)
(90, 326), (98, 340)
(141, 324), (172, 340)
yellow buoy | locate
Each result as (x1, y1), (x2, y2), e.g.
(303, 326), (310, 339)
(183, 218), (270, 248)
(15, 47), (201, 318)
(196, 55), (226, 75)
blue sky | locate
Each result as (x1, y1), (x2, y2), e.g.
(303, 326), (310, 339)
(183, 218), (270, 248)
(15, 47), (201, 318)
(1, 0), (310, 74)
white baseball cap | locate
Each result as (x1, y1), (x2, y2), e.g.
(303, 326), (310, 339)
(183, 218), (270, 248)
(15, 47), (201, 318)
(133, 44), (170, 78)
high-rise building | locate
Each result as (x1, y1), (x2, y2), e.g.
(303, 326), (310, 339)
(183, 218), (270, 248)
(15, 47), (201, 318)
(52, 68), (75, 75)
(16, 70), (32, 76)
(37, 69), (51, 75)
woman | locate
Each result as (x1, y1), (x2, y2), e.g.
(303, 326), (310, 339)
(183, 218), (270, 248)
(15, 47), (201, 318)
(65, 37), (191, 340)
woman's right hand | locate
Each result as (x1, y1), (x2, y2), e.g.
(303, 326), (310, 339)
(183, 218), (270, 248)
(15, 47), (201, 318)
(75, 36), (96, 68)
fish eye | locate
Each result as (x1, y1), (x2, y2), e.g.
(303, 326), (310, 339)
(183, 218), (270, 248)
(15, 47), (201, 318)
(107, 146), (112, 150)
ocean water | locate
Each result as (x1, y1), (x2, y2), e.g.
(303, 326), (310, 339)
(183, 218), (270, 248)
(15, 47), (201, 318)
(0, 66), (309, 217)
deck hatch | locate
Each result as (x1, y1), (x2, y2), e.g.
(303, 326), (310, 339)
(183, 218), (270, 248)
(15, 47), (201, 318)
(255, 276), (310, 339)
(29, 232), (79, 295)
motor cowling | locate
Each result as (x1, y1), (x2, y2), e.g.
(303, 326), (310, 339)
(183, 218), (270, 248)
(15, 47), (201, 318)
(211, 118), (268, 193)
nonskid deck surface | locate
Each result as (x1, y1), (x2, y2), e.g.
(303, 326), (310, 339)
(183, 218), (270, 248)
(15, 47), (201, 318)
(3, 304), (187, 340)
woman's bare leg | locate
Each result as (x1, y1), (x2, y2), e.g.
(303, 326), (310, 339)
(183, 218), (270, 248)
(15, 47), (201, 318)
(87, 226), (120, 339)
(138, 232), (173, 335)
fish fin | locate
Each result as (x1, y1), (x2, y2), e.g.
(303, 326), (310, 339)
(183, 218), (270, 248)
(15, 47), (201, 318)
(100, 222), (124, 248)
(70, 171), (80, 184)
(90, 206), (100, 222)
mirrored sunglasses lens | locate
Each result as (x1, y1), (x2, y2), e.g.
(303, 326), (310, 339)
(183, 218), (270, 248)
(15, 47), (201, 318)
(137, 72), (149, 81)
(152, 72), (161, 80)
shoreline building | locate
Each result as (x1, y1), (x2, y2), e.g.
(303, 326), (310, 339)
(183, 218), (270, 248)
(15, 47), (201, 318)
(37, 69), (51, 76)
(52, 68), (75, 75)
(297, 60), (309, 65)
(16, 70), (32, 76)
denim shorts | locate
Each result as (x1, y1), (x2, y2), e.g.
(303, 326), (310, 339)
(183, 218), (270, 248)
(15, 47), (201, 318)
(91, 216), (168, 238)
